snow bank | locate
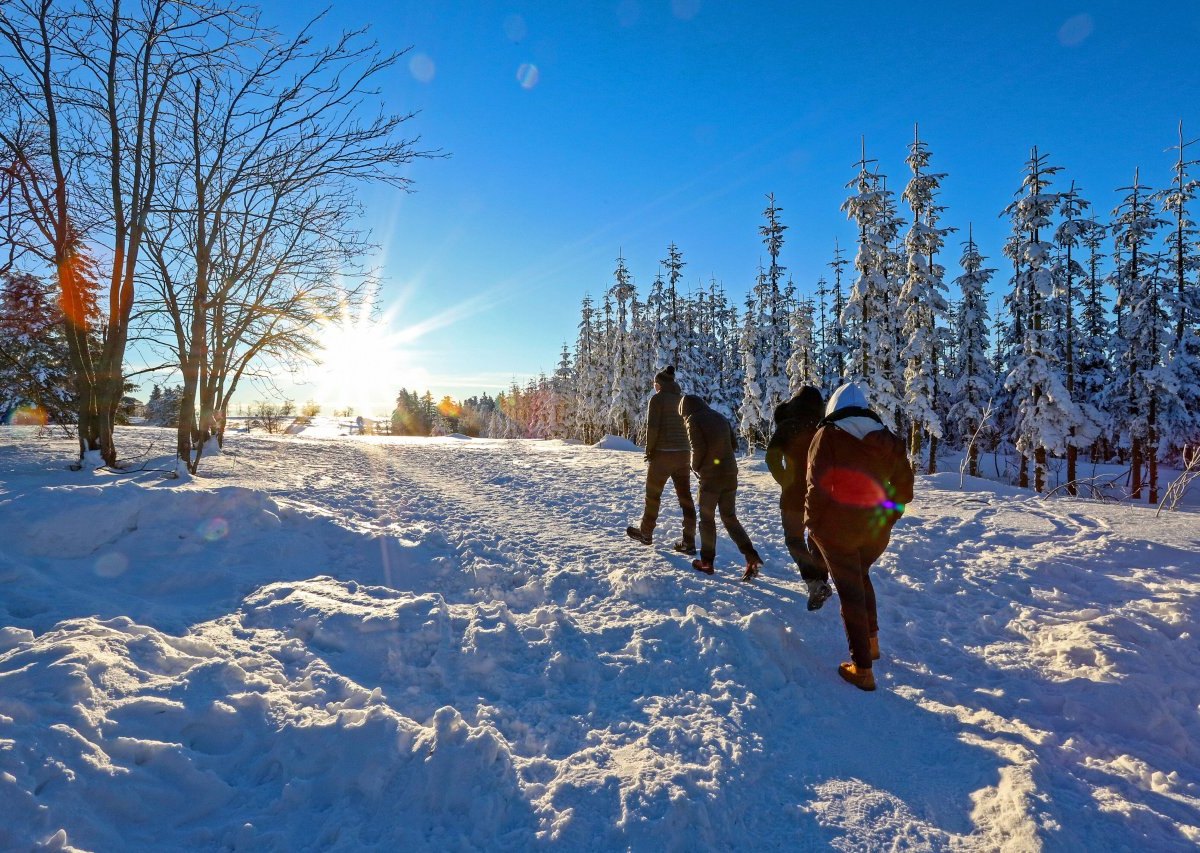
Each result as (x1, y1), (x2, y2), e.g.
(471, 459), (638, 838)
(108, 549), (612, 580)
(593, 434), (641, 451)
(1, 426), (1199, 850)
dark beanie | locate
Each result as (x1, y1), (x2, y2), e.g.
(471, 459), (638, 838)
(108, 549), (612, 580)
(654, 365), (676, 386)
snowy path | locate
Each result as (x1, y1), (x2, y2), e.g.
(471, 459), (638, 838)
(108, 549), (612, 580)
(1, 426), (1198, 851)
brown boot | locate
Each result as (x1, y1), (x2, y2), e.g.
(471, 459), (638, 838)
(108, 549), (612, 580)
(837, 662), (876, 691)
(869, 634), (880, 661)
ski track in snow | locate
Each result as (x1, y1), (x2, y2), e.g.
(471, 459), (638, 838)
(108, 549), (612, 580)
(0, 425), (1198, 851)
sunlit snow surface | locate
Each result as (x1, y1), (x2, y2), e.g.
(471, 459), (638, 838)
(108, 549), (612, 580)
(1, 423), (1198, 851)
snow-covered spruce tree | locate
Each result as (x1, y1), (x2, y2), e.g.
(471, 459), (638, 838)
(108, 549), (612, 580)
(738, 284), (766, 451)
(841, 141), (905, 427)
(899, 127), (953, 472)
(1054, 182), (1103, 491)
(786, 296), (820, 392)
(1155, 123), (1200, 466)
(572, 294), (607, 443)
(1002, 147), (1084, 493)
(0, 271), (74, 425)
(717, 282), (744, 421)
(551, 342), (575, 439)
(947, 228), (997, 477)
(628, 293), (655, 444)
(756, 194), (794, 432)
(1111, 169), (1171, 502)
(825, 242), (850, 387)
(659, 242), (692, 378)
(144, 384), (184, 427)
(1076, 217), (1114, 463)
(607, 253), (641, 439)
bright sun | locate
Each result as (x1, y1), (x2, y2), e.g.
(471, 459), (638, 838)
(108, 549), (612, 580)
(309, 307), (428, 416)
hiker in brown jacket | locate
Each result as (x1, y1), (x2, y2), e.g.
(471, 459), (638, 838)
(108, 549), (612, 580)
(626, 366), (697, 553)
(805, 382), (914, 692)
(765, 385), (831, 611)
(679, 394), (763, 579)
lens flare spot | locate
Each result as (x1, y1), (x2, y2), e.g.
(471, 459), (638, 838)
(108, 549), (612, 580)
(503, 14), (527, 42)
(516, 63), (539, 90)
(1058, 13), (1093, 46)
(671, 0), (701, 20)
(6, 405), (48, 426)
(409, 52), (436, 83)
(95, 552), (129, 578)
(199, 517), (230, 542)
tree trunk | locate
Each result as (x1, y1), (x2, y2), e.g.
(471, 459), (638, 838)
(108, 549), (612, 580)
(928, 432), (938, 475)
(1035, 446), (1046, 494)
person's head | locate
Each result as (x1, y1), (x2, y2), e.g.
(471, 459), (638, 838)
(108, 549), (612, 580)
(654, 365), (676, 392)
(678, 394), (705, 418)
(776, 385), (824, 423)
(826, 382), (870, 416)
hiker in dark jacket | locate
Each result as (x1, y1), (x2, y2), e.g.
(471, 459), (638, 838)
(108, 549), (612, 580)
(679, 394), (763, 579)
(626, 366), (697, 553)
(766, 386), (832, 611)
(805, 382), (914, 692)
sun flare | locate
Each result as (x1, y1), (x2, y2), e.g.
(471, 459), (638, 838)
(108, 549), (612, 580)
(308, 307), (427, 417)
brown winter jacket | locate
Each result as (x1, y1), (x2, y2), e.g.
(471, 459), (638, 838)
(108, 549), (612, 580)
(645, 378), (689, 457)
(805, 408), (914, 549)
(679, 395), (739, 484)
(765, 387), (825, 510)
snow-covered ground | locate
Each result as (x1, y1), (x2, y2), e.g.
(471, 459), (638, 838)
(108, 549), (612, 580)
(1, 423), (1198, 851)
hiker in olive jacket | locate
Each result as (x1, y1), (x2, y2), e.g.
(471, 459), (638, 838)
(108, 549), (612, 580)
(805, 382), (914, 692)
(679, 394), (762, 578)
(626, 366), (697, 553)
(765, 386), (832, 610)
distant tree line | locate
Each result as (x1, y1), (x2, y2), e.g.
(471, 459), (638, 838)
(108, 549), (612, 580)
(534, 128), (1198, 502)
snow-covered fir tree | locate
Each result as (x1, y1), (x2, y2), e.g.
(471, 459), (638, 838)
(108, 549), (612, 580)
(946, 228), (997, 477)
(1111, 169), (1170, 501)
(841, 141), (905, 427)
(899, 127), (953, 472)
(1156, 123), (1200, 465)
(607, 254), (642, 439)
(824, 242), (849, 388)
(1076, 216), (1114, 463)
(572, 294), (607, 443)
(1002, 148), (1085, 493)
(145, 384), (184, 427)
(1054, 181), (1103, 490)
(786, 296), (820, 393)
(738, 285), (766, 451)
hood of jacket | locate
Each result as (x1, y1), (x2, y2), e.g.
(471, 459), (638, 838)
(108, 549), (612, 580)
(824, 382), (883, 440)
(678, 394), (707, 418)
(774, 385), (824, 425)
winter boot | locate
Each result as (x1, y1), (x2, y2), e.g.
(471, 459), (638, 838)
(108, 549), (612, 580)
(741, 554), (763, 582)
(806, 579), (833, 612)
(691, 558), (715, 575)
(673, 539), (697, 556)
(869, 634), (880, 661)
(625, 526), (652, 546)
(837, 662), (876, 692)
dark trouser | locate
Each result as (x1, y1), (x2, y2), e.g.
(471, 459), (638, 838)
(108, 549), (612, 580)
(640, 450), (697, 543)
(810, 534), (889, 669)
(697, 478), (756, 564)
(780, 504), (827, 584)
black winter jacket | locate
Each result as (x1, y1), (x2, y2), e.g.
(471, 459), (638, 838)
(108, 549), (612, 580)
(765, 387), (825, 509)
(680, 395), (739, 484)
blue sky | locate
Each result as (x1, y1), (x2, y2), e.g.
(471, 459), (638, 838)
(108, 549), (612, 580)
(265, 0), (1200, 414)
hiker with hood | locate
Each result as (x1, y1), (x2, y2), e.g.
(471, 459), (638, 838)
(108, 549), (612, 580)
(626, 366), (697, 554)
(805, 381), (914, 692)
(766, 385), (833, 611)
(679, 394), (763, 579)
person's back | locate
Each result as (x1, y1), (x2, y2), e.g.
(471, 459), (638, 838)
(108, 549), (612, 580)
(645, 373), (688, 455)
(806, 387), (913, 549)
(680, 395), (738, 483)
(679, 395), (759, 577)
(804, 381), (913, 692)
(766, 387), (825, 502)
(766, 386), (829, 608)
